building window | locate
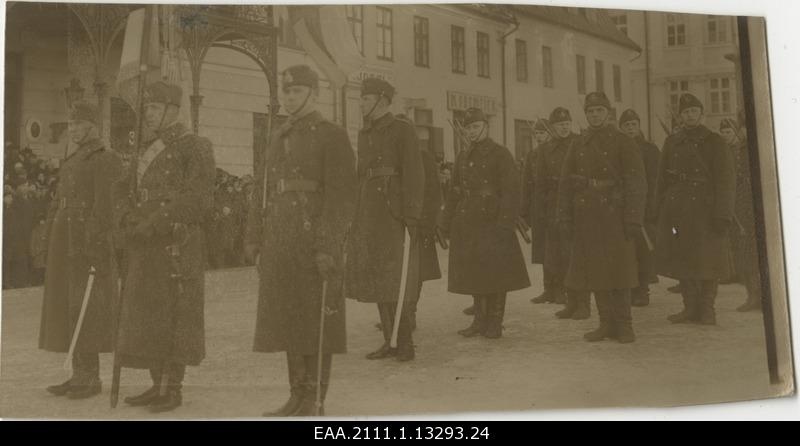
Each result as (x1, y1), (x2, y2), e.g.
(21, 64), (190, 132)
(595, 59), (605, 92)
(610, 13), (628, 36)
(477, 32), (490, 78)
(413, 16), (429, 67)
(709, 77), (733, 114)
(576, 54), (586, 94)
(515, 39), (528, 82)
(414, 108), (433, 126)
(668, 79), (690, 115)
(376, 7), (393, 61)
(277, 16), (300, 48)
(346, 5), (364, 55)
(542, 46), (554, 88)
(666, 14), (687, 47)
(514, 119), (534, 161)
(613, 64), (622, 102)
(451, 26), (466, 74)
(706, 15), (730, 44)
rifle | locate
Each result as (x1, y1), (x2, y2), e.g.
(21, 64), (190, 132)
(447, 118), (470, 147)
(656, 115), (673, 136)
(159, 223), (189, 397)
(533, 116), (558, 141)
(434, 226), (449, 250)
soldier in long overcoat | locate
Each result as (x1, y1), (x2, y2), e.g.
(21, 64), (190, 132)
(412, 139), (443, 329)
(38, 101), (122, 399)
(719, 118), (761, 312)
(619, 109), (661, 307)
(440, 108), (530, 339)
(520, 119), (550, 305)
(557, 92), (647, 344)
(535, 108), (591, 320)
(244, 65), (356, 417)
(654, 93), (736, 325)
(113, 81), (216, 412)
(344, 78), (425, 362)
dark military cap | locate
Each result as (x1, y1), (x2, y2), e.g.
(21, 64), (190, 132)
(719, 117), (737, 131)
(462, 108), (487, 126)
(281, 64), (319, 90)
(361, 77), (395, 102)
(618, 109), (640, 126)
(678, 93), (703, 113)
(584, 91), (611, 110)
(549, 107), (572, 124)
(143, 81), (182, 107)
(534, 119), (548, 132)
(68, 100), (99, 125)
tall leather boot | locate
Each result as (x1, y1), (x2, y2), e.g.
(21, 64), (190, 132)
(737, 272), (762, 312)
(631, 285), (650, 307)
(66, 352), (101, 400)
(294, 354), (332, 416)
(366, 302), (397, 359)
(263, 353), (306, 417)
(396, 307), (415, 362)
(458, 296), (486, 337)
(667, 280), (699, 323)
(554, 288), (576, 319)
(149, 364), (185, 413)
(570, 290), (591, 320)
(483, 293), (506, 339)
(584, 292), (614, 342)
(612, 290), (635, 343)
(698, 280), (718, 325)
(530, 289), (551, 304)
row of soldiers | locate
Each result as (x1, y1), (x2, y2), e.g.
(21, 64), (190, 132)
(35, 64), (760, 417)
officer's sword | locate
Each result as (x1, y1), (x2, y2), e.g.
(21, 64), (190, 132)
(315, 280), (329, 416)
(390, 228), (412, 349)
(641, 226), (655, 252)
(63, 266), (96, 371)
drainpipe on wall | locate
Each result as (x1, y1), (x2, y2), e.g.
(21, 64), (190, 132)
(499, 19), (519, 147)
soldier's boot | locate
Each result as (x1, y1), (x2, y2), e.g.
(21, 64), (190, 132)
(554, 289), (576, 319)
(667, 283), (682, 294)
(396, 311), (416, 362)
(148, 364), (185, 413)
(263, 353), (306, 417)
(458, 296), (487, 337)
(737, 275), (762, 312)
(463, 305), (475, 315)
(46, 379), (73, 396)
(698, 280), (718, 325)
(667, 281), (699, 323)
(570, 291), (592, 320)
(530, 289), (551, 304)
(366, 303), (397, 360)
(125, 368), (162, 406)
(612, 290), (635, 344)
(631, 285), (650, 307)
(553, 288), (567, 305)
(584, 293), (614, 342)
(293, 354), (332, 417)
(482, 294), (507, 339)
(66, 352), (101, 399)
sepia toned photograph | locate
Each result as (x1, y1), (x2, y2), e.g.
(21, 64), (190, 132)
(0, 1), (795, 420)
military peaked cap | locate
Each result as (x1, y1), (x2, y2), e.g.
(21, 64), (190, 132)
(549, 107), (572, 124)
(143, 81), (182, 107)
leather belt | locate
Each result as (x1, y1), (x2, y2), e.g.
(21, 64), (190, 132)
(136, 188), (177, 203)
(270, 178), (319, 194)
(57, 197), (88, 210)
(365, 166), (398, 179)
(570, 175), (616, 189)
(666, 170), (708, 183)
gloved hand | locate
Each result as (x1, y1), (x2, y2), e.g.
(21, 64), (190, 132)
(712, 217), (730, 235)
(624, 223), (642, 241)
(244, 243), (260, 265)
(315, 252), (336, 280)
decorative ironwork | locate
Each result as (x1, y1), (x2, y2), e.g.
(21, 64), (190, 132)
(175, 5), (278, 134)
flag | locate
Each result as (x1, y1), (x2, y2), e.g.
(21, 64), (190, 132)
(116, 6), (161, 110)
(289, 6), (364, 89)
